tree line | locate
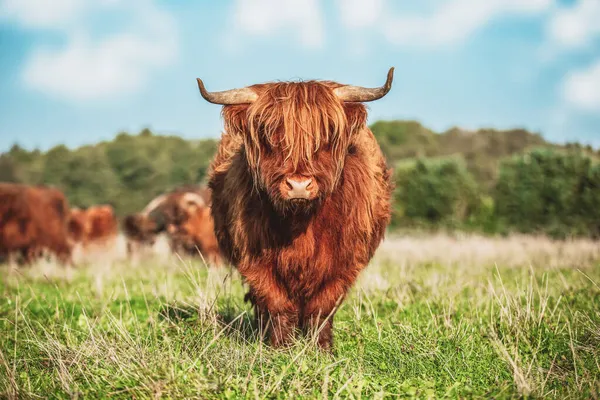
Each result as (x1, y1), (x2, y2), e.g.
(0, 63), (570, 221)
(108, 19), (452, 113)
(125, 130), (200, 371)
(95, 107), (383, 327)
(1, 122), (598, 238)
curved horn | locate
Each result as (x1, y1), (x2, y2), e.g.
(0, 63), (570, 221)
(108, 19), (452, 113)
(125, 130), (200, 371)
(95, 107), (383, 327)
(142, 194), (168, 216)
(333, 67), (394, 103)
(196, 78), (258, 105)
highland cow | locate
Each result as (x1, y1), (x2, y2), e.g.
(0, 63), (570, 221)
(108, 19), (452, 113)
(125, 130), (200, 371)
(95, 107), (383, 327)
(197, 68), (394, 349)
(0, 183), (72, 265)
(123, 186), (220, 263)
(166, 202), (222, 265)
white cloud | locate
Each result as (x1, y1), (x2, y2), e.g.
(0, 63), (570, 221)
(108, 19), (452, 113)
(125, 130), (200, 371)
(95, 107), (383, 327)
(547, 0), (600, 50)
(0, 0), (178, 101)
(0, 0), (84, 28)
(335, 0), (385, 29)
(541, 1), (600, 119)
(563, 59), (600, 111)
(229, 0), (552, 50)
(232, 0), (324, 48)
(336, 0), (551, 47)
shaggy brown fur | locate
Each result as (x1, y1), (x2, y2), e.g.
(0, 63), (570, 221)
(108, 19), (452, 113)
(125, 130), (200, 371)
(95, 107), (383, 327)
(68, 205), (118, 251)
(208, 80), (393, 349)
(0, 183), (72, 265)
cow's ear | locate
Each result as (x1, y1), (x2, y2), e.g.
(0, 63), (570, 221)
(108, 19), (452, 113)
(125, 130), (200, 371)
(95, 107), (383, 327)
(222, 104), (249, 138)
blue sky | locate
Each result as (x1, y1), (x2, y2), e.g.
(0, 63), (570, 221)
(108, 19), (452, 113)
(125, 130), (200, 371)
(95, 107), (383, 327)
(0, 0), (599, 152)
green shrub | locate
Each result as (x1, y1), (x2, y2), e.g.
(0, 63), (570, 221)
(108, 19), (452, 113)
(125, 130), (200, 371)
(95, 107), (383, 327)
(494, 149), (598, 238)
(392, 157), (481, 229)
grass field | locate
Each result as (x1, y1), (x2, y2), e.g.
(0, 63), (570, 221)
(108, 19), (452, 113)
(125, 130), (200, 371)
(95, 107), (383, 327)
(1, 234), (600, 399)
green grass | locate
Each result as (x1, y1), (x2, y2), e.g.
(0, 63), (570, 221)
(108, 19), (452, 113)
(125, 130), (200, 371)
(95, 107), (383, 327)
(1, 235), (600, 399)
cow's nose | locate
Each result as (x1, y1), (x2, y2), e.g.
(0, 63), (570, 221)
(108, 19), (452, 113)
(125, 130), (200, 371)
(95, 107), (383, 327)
(286, 177), (313, 199)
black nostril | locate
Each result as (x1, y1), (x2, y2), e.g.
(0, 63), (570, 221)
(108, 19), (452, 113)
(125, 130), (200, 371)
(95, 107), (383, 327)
(305, 179), (313, 190)
(285, 179), (295, 191)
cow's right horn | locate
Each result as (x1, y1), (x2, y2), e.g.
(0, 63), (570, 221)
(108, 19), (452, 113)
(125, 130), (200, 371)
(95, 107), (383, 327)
(142, 194), (168, 216)
(196, 79), (258, 105)
(333, 67), (394, 103)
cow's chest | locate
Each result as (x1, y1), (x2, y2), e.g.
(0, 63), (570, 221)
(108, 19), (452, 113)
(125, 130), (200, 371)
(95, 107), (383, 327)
(273, 224), (332, 299)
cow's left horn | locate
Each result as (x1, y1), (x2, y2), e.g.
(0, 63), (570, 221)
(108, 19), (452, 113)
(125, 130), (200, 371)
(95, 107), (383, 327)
(196, 79), (258, 105)
(333, 67), (394, 103)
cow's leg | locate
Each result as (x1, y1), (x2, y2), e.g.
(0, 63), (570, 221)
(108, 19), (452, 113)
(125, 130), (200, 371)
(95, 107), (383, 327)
(22, 247), (36, 265)
(302, 280), (348, 351)
(52, 241), (72, 266)
(268, 307), (299, 348)
(59, 249), (73, 267)
(242, 266), (298, 347)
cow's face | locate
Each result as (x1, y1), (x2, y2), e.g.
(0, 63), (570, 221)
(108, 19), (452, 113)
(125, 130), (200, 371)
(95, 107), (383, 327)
(223, 82), (368, 215)
(122, 214), (157, 243)
(167, 223), (196, 251)
(167, 204), (211, 252)
(252, 129), (338, 216)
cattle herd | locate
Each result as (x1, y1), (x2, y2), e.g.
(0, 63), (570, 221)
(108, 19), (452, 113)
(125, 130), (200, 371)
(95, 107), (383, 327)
(0, 182), (220, 266)
(1, 69), (395, 350)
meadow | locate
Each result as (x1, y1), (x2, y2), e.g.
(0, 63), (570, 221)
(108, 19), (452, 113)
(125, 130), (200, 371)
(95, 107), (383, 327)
(1, 234), (599, 399)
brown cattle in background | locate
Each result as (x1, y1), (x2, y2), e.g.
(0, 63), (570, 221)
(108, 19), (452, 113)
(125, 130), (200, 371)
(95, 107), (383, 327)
(198, 69), (394, 349)
(123, 185), (220, 264)
(167, 201), (221, 265)
(0, 183), (72, 265)
(68, 205), (118, 252)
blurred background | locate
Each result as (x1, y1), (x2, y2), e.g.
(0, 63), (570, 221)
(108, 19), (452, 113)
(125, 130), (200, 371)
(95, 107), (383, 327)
(0, 0), (599, 238)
